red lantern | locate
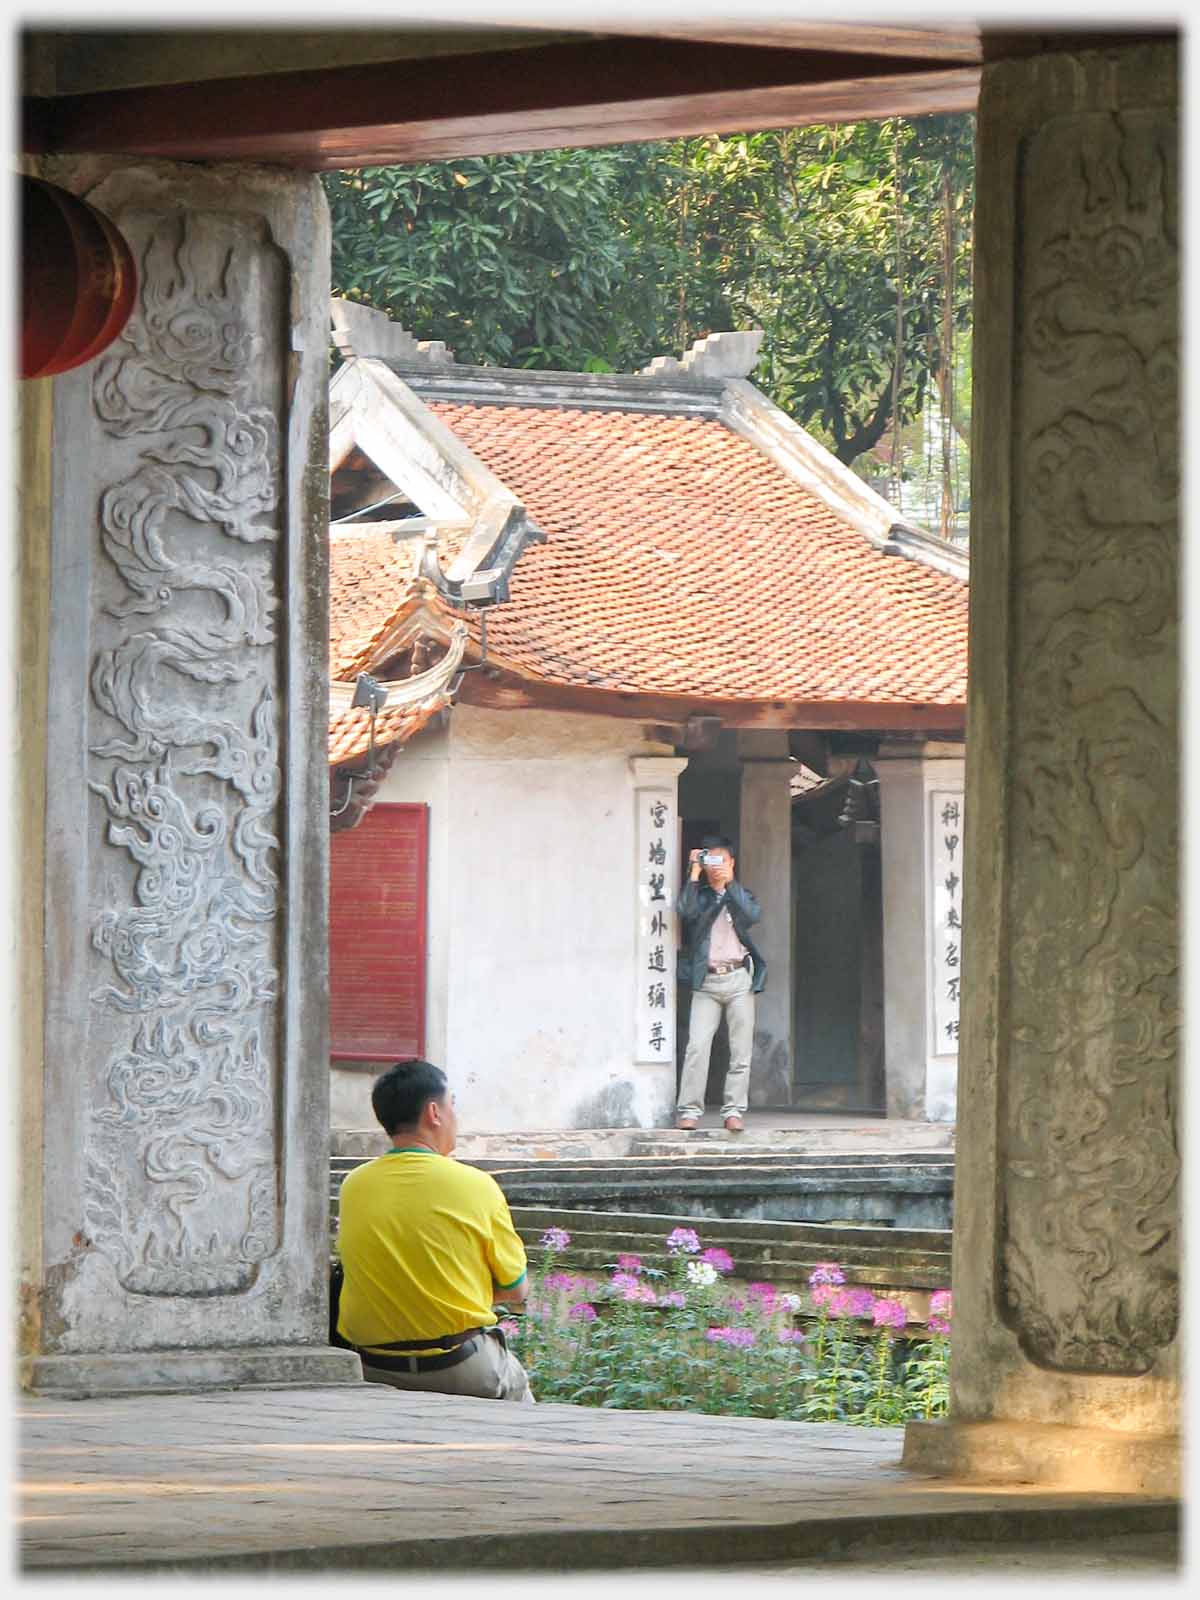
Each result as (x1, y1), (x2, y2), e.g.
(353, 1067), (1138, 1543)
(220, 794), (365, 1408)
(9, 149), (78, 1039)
(21, 176), (137, 380)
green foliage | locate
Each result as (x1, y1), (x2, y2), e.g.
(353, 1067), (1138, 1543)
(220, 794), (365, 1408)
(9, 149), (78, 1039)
(325, 146), (666, 370)
(323, 115), (974, 471)
(510, 1231), (951, 1425)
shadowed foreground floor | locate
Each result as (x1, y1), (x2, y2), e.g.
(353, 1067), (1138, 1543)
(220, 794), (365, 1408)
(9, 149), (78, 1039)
(18, 1383), (1180, 1576)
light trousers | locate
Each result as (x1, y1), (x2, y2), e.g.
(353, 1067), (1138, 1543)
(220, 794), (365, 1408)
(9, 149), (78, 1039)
(360, 1328), (535, 1404)
(677, 965), (755, 1119)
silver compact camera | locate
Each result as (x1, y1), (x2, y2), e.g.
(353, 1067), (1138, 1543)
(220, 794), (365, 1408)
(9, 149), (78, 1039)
(700, 852), (724, 867)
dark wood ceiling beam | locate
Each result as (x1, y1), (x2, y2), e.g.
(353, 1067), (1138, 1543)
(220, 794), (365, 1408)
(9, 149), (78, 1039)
(456, 666), (964, 735)
(24, 37), (980, 169)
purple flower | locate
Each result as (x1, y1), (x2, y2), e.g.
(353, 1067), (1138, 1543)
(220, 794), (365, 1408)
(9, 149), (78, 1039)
(777, 1328), (807, 1345)
(659, 1291), (686, 1309)
(498, 1318), (519, 1338)
(568, 1301), (598, 1322)
(623, 1282), (657, 1305)
(544, 1272), (585, 1295)
(617, 1254), (643, 1274)
(610, 1271), (640, 1293)
(701, 1246), (734, 1274)
(726, 1296), (746, 1313)
(928, 1288), (953, 1333)
(808, 1262), (846, 1288)
(746, 1281), (778, 1307)
(829, 1286), (875, 1320)
(872, 1297), (908, 1330)
(666, 1227), (702, 1255)
(706, 1325), (756, 1348)
(541, 1226), (571, 1251)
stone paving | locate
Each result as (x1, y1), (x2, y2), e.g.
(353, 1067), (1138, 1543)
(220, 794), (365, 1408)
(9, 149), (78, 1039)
(17, 1382), (1180, 1576)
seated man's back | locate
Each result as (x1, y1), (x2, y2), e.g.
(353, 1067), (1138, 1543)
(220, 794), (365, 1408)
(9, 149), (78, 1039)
(338, 1146), (526, 1355)
(335, 1058), (533, 1403)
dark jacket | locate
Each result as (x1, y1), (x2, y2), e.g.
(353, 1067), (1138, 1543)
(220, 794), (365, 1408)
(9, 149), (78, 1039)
(675, 878), (767, 994)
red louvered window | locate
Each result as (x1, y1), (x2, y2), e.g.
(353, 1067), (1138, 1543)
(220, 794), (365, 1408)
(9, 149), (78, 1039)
(329, 802), (428, 1061)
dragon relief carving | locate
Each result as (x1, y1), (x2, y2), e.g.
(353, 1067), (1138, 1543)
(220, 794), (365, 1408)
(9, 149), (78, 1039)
(84, 209), (284, 1297)
(1001, 112), (1180, 1373)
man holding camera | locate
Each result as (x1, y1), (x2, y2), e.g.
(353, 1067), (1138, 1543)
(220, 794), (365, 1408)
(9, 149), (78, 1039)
(675, 836), (766, 1133)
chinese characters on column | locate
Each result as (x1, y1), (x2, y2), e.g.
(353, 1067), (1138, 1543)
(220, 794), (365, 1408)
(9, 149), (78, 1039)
(635, 790), (678, 1063)
(930, 791), (964, 1055)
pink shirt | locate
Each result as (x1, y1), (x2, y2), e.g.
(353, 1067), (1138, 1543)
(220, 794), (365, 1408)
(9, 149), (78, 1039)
(708, 900), (748, 965)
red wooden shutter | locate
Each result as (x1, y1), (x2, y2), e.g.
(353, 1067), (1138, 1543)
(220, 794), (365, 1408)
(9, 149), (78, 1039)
(329, 802), (428, 1061)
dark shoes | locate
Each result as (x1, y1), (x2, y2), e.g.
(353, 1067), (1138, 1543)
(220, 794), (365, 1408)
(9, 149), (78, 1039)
(723, 1115), (745, 1133)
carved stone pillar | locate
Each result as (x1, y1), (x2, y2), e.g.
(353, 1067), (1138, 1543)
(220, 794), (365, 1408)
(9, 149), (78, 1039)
(904, 42), (1179, 1493)
(19, 159), (360, 1393)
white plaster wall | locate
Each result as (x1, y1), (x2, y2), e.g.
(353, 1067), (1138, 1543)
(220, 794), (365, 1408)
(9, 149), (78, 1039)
(332, 704), (679, 1134)
(877, 748), (965, 1123)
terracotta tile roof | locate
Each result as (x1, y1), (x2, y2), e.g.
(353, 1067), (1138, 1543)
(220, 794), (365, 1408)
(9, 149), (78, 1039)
(329, 528), (425, 680)
(328, 697), (444, 767)
(418, 402), (969, 706)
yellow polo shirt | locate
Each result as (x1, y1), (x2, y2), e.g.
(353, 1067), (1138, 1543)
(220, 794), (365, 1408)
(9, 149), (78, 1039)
(335, 1148), (528, 1358)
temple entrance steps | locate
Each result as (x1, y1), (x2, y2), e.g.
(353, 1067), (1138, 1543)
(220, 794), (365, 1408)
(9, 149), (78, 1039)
(461, 1150), (954, 1230)
(506, 1205), (951, 1326)
(329, 1124), (956, 1325)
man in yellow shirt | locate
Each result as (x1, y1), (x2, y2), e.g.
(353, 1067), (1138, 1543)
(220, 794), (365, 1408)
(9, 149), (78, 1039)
(336, 1058), (533, 1402)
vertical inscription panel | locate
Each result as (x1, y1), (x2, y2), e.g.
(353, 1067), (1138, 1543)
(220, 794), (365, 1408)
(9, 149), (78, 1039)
(1000, 111), (1179, 1374)
(634, 785), (679, 1064)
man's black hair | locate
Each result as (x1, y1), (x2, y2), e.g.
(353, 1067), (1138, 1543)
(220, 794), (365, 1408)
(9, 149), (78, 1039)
(701, 834), (736, 855)
(371, 1058), (448, 1135)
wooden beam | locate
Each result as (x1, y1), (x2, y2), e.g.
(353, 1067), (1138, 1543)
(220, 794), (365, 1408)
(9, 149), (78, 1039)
(24, 37), (980, 169)
(456, 664), (964, 736)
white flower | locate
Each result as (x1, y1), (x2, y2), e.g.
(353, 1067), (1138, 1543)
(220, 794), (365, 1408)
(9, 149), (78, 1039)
(686, 1260), (718, 1288)
(781, 1293), (802, 1312)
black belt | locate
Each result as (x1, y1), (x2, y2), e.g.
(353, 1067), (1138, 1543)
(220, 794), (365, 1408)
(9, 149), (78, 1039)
(358, 1324), (493, 1375)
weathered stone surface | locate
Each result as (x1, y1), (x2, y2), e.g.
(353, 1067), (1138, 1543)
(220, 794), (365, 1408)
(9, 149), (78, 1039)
(911, 38), (1179, 1474)
(999, 98), (1179, 1379)
(904, 1419), (1180, 1498)
(25, 158), (338, 1388)
(17, 1387), (1179, 1574)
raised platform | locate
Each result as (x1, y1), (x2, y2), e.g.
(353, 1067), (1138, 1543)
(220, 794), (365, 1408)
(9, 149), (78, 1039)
(331, 1112), (957, 1164)
(17, 1386), (1179, 1575)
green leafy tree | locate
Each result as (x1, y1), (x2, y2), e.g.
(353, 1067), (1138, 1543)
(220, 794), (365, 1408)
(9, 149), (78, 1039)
(323, 115), (974, 473)
(324, 146), (665, 370)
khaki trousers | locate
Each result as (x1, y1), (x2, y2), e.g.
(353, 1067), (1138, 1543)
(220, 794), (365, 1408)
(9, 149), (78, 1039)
(360, 1328), (535, 1404)
(677, 965), (755, 1119)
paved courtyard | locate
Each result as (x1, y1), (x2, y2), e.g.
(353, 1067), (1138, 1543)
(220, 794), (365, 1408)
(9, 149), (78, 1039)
(16, 1382), (1180, 1578)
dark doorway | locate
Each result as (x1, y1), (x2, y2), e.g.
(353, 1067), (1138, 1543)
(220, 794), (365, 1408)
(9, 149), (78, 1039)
(792, 776), (885, 1112)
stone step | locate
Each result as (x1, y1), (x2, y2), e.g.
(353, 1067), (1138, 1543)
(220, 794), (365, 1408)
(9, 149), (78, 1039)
(508, 1205), (952, 1315)
(330, 1120), (957, 1164)
(459, 1152), (956, 1174)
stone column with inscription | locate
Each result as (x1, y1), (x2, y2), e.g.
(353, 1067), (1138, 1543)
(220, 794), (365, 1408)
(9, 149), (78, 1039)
(18, 159), (360, 1394)
(875, 745), (965, 1124)
(631, 757), (688, 1120)
(904, 42), (1179, 1493)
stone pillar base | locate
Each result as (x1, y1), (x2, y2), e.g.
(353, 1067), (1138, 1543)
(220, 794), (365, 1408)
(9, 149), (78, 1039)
(20, 1346), (364, 1399)
(903, 1419), (1181, 1498)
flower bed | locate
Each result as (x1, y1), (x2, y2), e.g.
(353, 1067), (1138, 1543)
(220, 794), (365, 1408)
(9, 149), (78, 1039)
(505, 1227), (951, 1424)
